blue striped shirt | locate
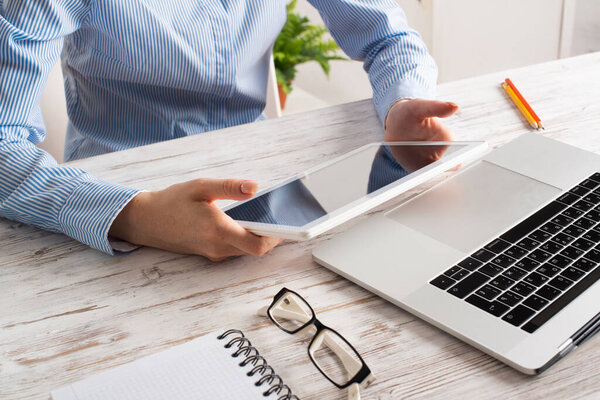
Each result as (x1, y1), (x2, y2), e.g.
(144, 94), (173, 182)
(0, 0), (437, 254)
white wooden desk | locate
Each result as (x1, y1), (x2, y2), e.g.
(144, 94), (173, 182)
(2, 53), (600, 399)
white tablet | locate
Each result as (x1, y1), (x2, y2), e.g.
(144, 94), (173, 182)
(222, 141), (487, 240)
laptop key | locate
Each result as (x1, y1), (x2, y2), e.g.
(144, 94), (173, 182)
(497, 291), (523, 307)
(585, 209), (600, 222)
(479, 263), (504, 277)
(516, 237), (540, 251)
(458, 257), (483, 271)
(573, 200), (595, 212)
(548, 275), (574, 291)
(500, 201), (566, 243)
(540, 241), (563, 254)
(504, 246), (528, 259)
(529, 230), (551, 242)
(502, 305), (536, 327)
(491, 254), (516, 268)
(515, 257), (540, 272)
(522, 265), (600, 333)
(562, 207), (584, 219)
(584, 229), (600, 242)
(512, 281), (536, 296)
(536, 264), (561, 278)
(563, 225), (585, 237)
(561, 267), (585, 281)
(574, 217), (596, 230)
(528, 249), (552, 263)
(453, 269), (470, 280)
(560, 246), (584, 260)
(551, 232), (575, 246)
(476, 285), (501, 301)
(490, 275), (515, 290)
(525, 272), (549, 287)
(484, 238), (511, 253)
(550, 214), (573, 226)
(466, 295), (510, 317)
(444, 266), (462, 277)
(557, 192), (580, 205)
(448, 271), (489, 299)
(580, 179), (600, 191)
(503, 266), (527, 280)
(431, 275), (456, 290)
(583, 192), (600, 204)
(569, 186), (589, 197)
(547, 254), (573, 268)
(571, 237), (595, 251)
(540, 222), (563, 235)
(471, 248), (495, 263)
(536, 285), (562, 301)
(589, 173), (600, 183)
(571, 258), (597, 273)
(522, 294), (549, 311)
(584, 248), (600, 263)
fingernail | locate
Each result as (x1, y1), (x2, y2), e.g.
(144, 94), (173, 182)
(240, 181), (255, 194)
(447, 102), (459, 108)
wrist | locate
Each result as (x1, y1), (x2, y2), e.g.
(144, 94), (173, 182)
(109, 191), (151, 244)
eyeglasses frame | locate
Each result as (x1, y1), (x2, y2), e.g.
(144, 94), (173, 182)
(266, 287), (372, 389)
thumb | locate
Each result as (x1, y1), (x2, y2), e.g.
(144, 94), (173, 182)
(410, 99), (459, 119)
(191, 179), (258, 201)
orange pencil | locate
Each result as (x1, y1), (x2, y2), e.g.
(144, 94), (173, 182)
(505, 78), (544, 129)
(502, 83), (539, 129)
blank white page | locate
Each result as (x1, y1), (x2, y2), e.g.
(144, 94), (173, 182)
(51, 330), (290, 400)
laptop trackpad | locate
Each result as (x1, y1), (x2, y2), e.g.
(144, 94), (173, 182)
(385, 161), (561, 253)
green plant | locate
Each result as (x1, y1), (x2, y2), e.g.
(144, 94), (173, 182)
(273, 0), (345, 95)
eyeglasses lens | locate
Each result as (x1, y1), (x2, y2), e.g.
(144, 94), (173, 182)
(269, 292), (314, 332)
(309, 329), (363, 386)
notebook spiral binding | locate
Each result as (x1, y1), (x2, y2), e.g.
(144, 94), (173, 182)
(218, 330), (299, 400)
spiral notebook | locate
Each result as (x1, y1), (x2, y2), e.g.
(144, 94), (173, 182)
(51, 330), (298, 400)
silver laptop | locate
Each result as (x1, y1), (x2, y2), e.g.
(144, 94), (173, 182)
(313, 133), (600, 374)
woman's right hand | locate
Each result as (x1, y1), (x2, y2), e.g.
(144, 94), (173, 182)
(109, 178), (282, 261)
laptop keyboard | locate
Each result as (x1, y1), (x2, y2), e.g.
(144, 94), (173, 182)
(430, 172), (600, 333)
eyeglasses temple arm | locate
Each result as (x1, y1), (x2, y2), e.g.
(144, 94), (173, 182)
(256, 305), (269, 317)
(261, 307), (309, 322)
(257, 295), (312, 321)
(322, 331), (363, 374)
(348, 383), (361, 400)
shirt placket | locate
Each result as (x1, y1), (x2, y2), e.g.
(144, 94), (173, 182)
(207, 1), (235, 128)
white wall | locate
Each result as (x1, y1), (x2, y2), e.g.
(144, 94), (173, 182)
(571, 0), (600, 56)
(290, 0), (600, 112)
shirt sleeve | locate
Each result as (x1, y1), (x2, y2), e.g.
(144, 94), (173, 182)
(307, 0), (438, 125)
(0, 1), (140, 254)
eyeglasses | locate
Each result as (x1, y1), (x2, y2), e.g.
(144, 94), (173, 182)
(258, 288), (375, 400)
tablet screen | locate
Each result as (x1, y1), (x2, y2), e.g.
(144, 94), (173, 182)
(225, 143), (467, 227)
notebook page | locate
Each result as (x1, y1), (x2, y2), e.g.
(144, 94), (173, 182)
(51, 331), (284, 400)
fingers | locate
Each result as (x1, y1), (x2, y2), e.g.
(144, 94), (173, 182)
(409, 99), (459, 120)
(216, 213), (283, 257)
(190, 178), (258, 201)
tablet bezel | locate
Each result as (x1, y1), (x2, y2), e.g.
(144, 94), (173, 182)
(221, 141), (487, 240)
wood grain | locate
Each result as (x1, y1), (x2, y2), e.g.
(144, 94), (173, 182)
(2, 52), (600, 400)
